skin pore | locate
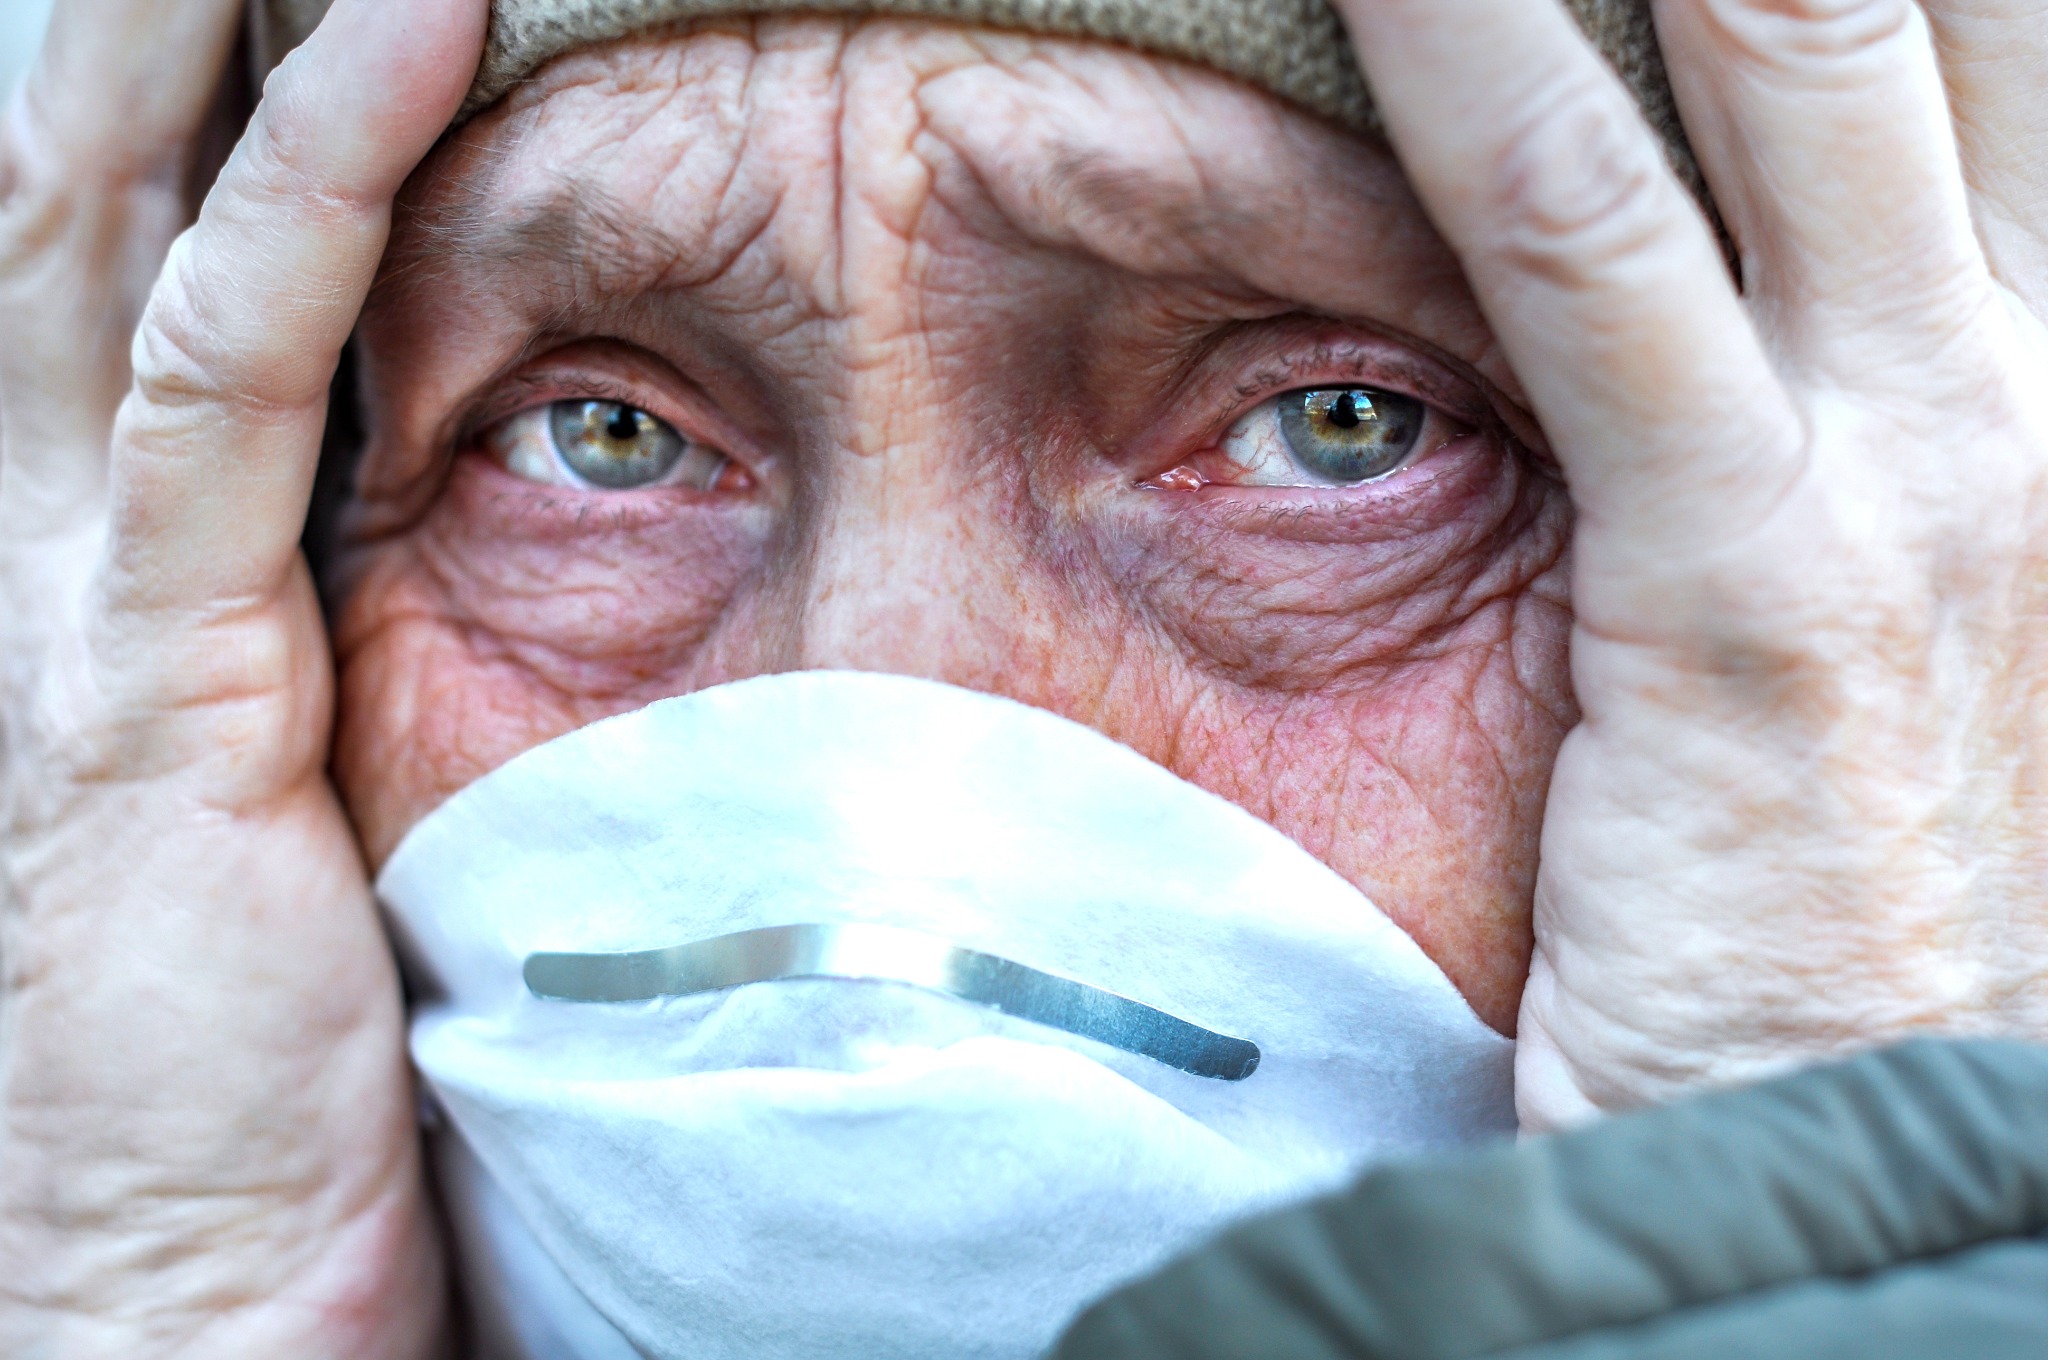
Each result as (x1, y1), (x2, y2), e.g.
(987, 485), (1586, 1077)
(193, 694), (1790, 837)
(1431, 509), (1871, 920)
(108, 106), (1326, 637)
(326, 16), (1575, 1034)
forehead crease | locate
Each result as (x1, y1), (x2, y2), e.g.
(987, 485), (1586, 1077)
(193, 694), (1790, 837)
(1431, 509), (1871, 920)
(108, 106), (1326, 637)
(383, 75), (787, 309)
(915, 75), (1393, 296)
(378, 33), (1424, 338)
(406, 54), (1292, 279)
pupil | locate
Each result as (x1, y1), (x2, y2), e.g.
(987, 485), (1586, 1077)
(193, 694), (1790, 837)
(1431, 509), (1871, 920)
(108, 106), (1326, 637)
(1276, 385), (1425, 485)
(605, 407), (641, 442)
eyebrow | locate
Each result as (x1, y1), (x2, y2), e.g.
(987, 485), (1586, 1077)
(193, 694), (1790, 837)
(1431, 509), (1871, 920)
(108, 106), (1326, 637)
(379, 178), (707, 310)
(382, 140), (1295, 314)
(1033, 146), (1263, 249)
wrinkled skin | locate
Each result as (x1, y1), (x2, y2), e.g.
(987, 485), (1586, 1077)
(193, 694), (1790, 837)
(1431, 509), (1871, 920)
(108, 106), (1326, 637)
(331, 23), (1574, 1035)
(6, 0), (2048, 1355)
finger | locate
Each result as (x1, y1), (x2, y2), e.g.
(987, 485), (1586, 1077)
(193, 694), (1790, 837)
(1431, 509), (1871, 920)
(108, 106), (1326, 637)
(103, 0), (485, 618)
(21, 0), (244, 174)
(1653, 0), (1994, 373)
(1919, 0), (2048, 303)
(0, 0), (247, 524)
(1328, 0), (1796, 554)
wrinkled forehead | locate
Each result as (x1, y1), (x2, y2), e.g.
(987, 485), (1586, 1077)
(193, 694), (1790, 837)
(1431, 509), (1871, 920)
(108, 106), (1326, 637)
(398, 22), (1410, 290)
(347, 18), (1538, 510)
(361, 20), (1524, 435)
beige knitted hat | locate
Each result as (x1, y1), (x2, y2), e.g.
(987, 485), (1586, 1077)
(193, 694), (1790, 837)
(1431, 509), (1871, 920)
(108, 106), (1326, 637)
(258, 0), (1693, 177)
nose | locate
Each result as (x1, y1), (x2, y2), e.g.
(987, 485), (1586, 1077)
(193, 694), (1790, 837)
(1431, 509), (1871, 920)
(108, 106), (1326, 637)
(734, 439), (1075, 700)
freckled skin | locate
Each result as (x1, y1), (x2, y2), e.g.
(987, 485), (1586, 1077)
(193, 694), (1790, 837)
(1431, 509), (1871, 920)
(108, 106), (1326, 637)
(329, 18), (1576, 1034)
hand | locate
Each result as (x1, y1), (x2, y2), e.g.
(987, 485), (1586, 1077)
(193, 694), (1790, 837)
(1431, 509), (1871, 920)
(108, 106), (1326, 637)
(1331, 0), (2048, 1127)
(0, 0), (483, 1353)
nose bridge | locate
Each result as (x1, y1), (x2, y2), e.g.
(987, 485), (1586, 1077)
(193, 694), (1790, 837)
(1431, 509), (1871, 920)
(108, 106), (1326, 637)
(769, 428), (1022, 683)
(738, 236), (1061, 687)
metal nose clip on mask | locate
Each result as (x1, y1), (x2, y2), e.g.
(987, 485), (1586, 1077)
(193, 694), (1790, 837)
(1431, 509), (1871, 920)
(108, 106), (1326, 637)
(377, 672), (1515, 1360)
(526, 922), (1264, 1082)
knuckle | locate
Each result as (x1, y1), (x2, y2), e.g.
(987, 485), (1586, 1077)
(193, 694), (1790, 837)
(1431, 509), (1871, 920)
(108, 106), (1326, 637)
(2, 580), (310, 827)
(111, 127), (381, 428)
(234, 69), (376, 223)
(1480, 77), (1681, 289)
(125, 233), (318, 422)
(0, 84), (182, 273)
(1, 635), (116, 834)
(0, 104), (69, 271)
(1702, 0), (1918, 72)
(127, 249), (246, 412)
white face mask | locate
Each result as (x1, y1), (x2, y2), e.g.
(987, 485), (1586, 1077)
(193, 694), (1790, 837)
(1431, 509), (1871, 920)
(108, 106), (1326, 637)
(378, 672), (1515, 1360)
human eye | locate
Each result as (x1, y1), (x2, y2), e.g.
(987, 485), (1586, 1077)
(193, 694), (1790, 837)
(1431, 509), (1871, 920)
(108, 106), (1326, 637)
(480, 399), (745, 492)
(1211, 386), (1445, 488)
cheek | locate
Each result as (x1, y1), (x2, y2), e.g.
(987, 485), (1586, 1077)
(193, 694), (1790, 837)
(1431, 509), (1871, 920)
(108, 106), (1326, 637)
(1099, 434), (1564, 685)
(329, 438), (1575, 1035)
(329, 455), (773, 864)
(412, 456), (773, 679)
(1067, 452), (1575, 1033)
(1163, 593), (1575, 1036)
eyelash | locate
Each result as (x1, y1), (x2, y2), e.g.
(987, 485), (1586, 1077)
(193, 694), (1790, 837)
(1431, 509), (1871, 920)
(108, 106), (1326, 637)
(463, 339), (1489, 499)
(463, 367), (756, 494)
(463, 372), (671, 445)
(480, 402), (750, 493)
(1138, 340), (1485, 493)
(1222, 352), (1479, 426)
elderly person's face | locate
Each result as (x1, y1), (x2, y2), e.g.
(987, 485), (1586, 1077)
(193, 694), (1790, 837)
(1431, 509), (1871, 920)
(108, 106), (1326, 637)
(328, 17), (1573, 1032)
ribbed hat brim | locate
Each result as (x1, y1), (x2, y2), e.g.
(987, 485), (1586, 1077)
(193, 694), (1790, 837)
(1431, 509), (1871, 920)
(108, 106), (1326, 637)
(258, 0), (1696, 184)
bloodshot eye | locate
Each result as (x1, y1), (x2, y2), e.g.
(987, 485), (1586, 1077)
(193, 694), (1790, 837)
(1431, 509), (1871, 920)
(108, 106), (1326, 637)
(1275, 388), (1426, 485)
(1144, 384), (1448, 493)
(481, 400), (745, 492)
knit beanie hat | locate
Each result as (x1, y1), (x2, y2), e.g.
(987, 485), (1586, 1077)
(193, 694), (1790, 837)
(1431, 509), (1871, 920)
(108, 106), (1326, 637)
(257, 0), (1694, 177)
